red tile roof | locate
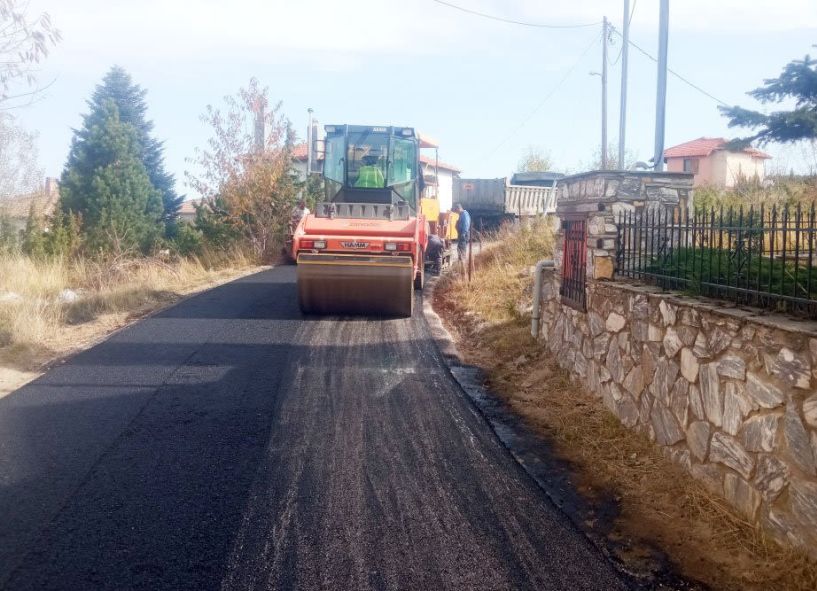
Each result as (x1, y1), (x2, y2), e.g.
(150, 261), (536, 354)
(664, 137), (771, 159)
(178, 199), (203, 216)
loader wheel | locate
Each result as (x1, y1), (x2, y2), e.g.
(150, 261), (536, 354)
(414, 249), (425, 290)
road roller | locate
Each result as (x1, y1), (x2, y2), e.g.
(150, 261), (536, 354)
(293, 124), (430, 317)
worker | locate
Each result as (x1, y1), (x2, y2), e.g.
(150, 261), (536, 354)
(426, 233), (445, 275)
(354, 155), (385, 188)
(290, 200), (310, 231)
(453, 203), (471, 261)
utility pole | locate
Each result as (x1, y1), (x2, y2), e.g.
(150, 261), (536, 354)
(618, 0), (630, 169)
(601, 16), (608, 170)
(653, 0), (669, 171)
(307, 108), (314, 175)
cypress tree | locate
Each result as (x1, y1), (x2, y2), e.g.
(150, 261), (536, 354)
(59, 100), (163, 254)
(81, 66), (182, 221)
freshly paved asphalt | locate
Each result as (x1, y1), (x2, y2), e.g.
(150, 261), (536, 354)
(0, 266), (628, 590)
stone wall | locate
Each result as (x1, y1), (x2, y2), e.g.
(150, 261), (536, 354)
(538, 170), (817, 556)
(552, 170), (693, 282)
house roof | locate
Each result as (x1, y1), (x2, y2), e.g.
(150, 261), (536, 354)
(419, 154), (461, 173)
(178, 199), (202, 216)
(0, 189), (59, 220)
(292, 142), (461, 173)
(664, 137), (772, 160)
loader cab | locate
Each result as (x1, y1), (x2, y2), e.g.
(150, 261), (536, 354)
(322, 125), (419, 213)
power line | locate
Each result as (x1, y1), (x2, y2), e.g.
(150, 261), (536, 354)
(479, 30), (603, 163)
(431, 0), (601, 29)
(609, 0), (637, 66)
(610, 27), (729, 106)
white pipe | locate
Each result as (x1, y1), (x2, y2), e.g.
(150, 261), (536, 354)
(531, 259), (555, 338)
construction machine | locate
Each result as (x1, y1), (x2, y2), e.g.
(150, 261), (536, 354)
(293, 124), (433, 317)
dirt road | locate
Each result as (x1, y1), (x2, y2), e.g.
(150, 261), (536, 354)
(0, 266), (627, 590)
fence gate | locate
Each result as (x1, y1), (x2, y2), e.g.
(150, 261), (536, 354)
(560, 219), (587, 311)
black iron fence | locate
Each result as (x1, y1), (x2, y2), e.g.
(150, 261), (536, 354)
(616, 203), (817, 318)
(561, 219), (587, 311)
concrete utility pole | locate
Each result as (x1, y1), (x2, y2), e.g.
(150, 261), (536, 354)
(307, 108), (314, 175)
(618, 0), (630, 169)
(653, 0), (669, 171)
(601, 16), (608, 170)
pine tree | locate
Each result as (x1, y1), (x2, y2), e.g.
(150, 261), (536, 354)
(44, 207), (81, 258)
(59, 100), (163, 255)
(81, 66), (182, 221)
(720, 53), (817, 146)
(21, 202), (45, 258)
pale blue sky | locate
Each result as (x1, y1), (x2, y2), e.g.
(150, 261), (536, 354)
(12, 0), (817, 198)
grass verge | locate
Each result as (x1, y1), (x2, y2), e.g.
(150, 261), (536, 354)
(0, 250), (261, 396)
(433, 219), (817, 591)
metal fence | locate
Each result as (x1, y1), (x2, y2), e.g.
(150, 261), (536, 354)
(616, 203), (817, 318)
(561, 219), (587, 311)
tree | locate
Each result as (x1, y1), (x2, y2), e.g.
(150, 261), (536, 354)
(720, 52), (817, 146)
(0, 210), (17, 253)
(83, 66), (182, 222)
(21, 202), (44, 257)
(59, 100), (163, 255)
(581, 142), (638, 171)
(186, 78), (300, 259)
(44, 207), (82, 258)
(0, 1), (61, 107)
(517, 146), (552, 173)
(0, 114), (42, 198)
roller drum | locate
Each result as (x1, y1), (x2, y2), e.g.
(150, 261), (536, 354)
(297, 254), (415, 317)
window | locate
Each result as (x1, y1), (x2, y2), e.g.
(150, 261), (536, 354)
(683, 158), (699, 174)
(347, 130), (388, 189)
(388, 137), (417, 205)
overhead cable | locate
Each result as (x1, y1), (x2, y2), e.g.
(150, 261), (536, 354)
(480, 30), (603, 163)
(431, 0), (602, 29)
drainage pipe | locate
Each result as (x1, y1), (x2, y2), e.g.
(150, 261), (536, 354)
(531, 259), (555, 339)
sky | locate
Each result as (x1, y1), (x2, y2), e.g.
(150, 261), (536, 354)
(10, 0), (817, 199)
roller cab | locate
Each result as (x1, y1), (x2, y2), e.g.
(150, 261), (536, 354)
(294, 125), (427, 317)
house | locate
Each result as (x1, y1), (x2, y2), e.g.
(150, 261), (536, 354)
(177, 199), (201, 223)
(292, 137), (462, 212)
(664, 137), (771, 188)
(0, 177), (60, 233)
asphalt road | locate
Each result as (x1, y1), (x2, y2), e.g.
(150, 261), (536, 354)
(0, 266), (627, 590)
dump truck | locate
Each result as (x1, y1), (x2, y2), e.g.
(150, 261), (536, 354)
(452, 177), (558, 228)
(292, 124), (438, 317)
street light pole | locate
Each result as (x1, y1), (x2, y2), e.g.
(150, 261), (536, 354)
(618, 0), (630, 169)
(601, 16), (608, 170)
(653, 0), (669, 172)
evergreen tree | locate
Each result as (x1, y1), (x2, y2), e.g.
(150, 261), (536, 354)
(81, 66), (182, 221)
(45, 207), (82, 258)
(0, 211), (17, 254)
(59, 100), (163, 255)
(21, 202), (45, 258)
(720, 52), (817, 145)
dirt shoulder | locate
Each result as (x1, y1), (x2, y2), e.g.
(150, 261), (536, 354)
(431, 223), (817, 591)
(0, 264), (266, 398)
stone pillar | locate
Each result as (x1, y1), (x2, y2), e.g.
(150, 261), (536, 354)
(554, 170), (694, 283)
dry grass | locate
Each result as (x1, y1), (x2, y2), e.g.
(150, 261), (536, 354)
(694, 177), (817, 212)
(435, 220), (817, 591)
(0, 249), (258, 373)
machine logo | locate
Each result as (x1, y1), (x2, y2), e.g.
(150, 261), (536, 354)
(341, 241), (370, 249)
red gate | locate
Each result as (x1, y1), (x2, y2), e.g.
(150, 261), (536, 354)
(560, 219), (587, 311)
